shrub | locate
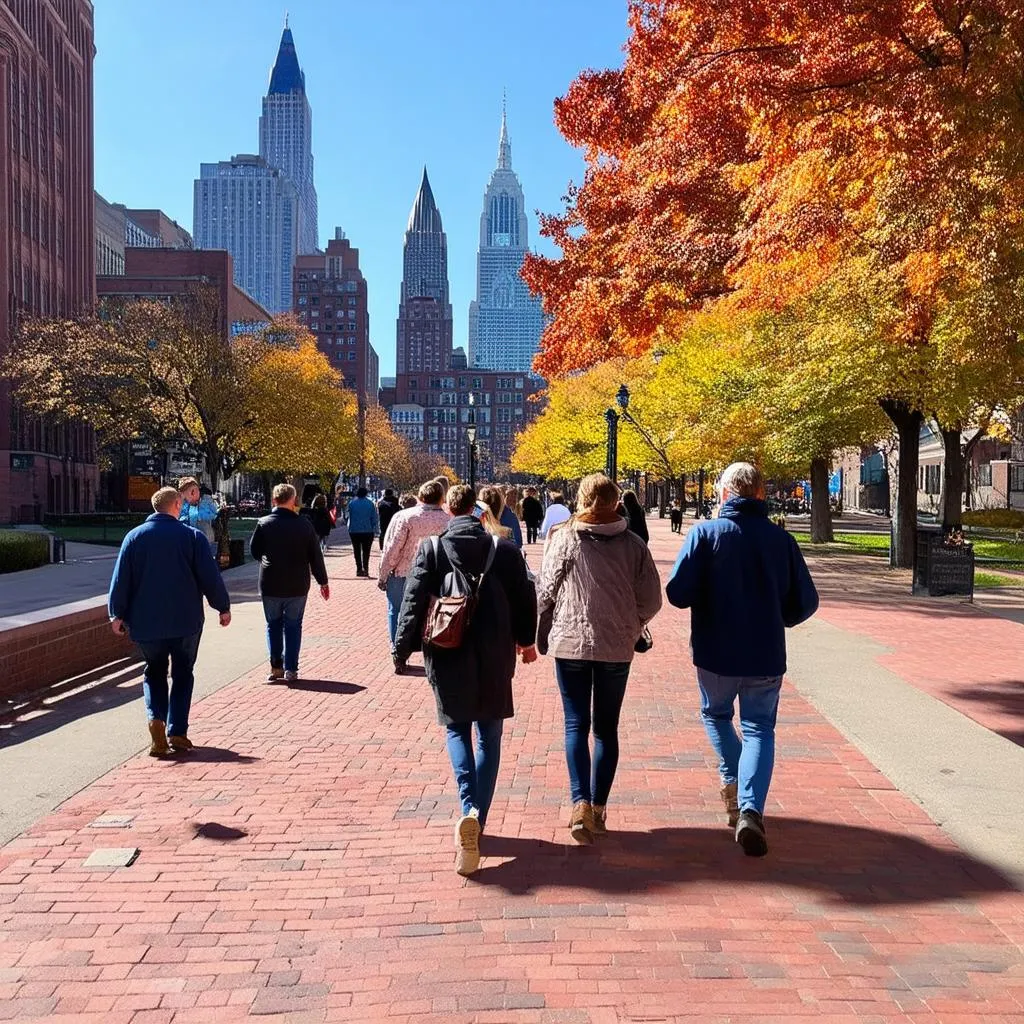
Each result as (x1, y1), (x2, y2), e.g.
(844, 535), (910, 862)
(962, 509), (1024, 529)
(0, 530), (50, 574)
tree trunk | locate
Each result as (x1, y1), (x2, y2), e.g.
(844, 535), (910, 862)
(659, 478), (670, 519)
(809, 456), (834, 543)
(880, 399), (923, 568)
(938, 427), (964, 530)
(205, 443), (221, 490)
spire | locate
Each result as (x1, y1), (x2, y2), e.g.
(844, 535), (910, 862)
(497, 94), (512, 170)
(268, 23), (305, 94)
(407, 166), (443, 233)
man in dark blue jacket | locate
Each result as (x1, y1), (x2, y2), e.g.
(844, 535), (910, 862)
(666, 463), (818, 857)
(108, 486), (231, 757)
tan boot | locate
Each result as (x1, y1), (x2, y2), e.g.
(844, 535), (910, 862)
(591, 804), (608, 838)
(569, 801), (594, 845)
(455, 809), (481, 876)
(148, 719), (171, 757)
(720, 782), (740, 828)
(168, 734), (194, 753)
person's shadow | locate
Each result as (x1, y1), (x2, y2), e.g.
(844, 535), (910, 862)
(473, 819), (1016, 906)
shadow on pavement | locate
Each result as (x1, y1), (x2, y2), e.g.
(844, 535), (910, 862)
(281, 679), (367, 695)
(192, 822), (248, 840)
(473, 818), (1016, 906)
(171, 747), (259, 764)
(951, 679), (1024, 747)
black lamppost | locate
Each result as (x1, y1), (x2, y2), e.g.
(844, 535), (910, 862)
(467, 393), (478, 490)
(604, 407), (619, 482)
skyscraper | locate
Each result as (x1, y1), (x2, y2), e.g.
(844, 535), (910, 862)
(396, 168), (453, 375)
(468, 104), (544, 373)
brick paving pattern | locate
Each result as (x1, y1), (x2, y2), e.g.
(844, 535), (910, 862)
(0, 522), (1022, 1022)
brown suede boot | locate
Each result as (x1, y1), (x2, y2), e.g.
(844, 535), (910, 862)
(720, 782), (740, 827)
(569, 801), (594, 845)
(148, 719), (171, 757)
(591, 804), (608, 838)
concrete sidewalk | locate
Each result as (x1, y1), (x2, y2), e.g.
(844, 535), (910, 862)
(0, 542), (120, 620)
(0, 519), (1021, 1022)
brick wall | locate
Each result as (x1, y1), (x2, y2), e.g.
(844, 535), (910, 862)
(0, 600), (137, 705)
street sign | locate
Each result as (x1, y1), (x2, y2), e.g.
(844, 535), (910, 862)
(129, 439), (161, 476)
(167, 443), (203, 478)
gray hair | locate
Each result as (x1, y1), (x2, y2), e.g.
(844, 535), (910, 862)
(718, 462), (763, 499)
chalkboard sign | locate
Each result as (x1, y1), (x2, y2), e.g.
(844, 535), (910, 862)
(927, 542), (974, 598)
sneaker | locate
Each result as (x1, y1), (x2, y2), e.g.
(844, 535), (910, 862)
(591, 804), (608, 838)
(168, 734), (194, 753)
(392, 655), (407, 675)
(569, 800), (594, 845)
(735, 809), (768, 857)
(455, 809), (481, 876)
(148, 719), (171, 757)
(720, 782), (740, 828)
(267, 666), (284, 682)
(284, 670), (299, 682)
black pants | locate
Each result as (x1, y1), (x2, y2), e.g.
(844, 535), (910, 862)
(526, 524), (540, 544)
(350, 532), (373, 575)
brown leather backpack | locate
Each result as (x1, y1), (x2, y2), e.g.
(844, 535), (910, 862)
(421, 535), (499, 650)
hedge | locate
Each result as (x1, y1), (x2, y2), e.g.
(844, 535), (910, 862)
(0, 530), (50, 574)
(962, 509), (1024, 529)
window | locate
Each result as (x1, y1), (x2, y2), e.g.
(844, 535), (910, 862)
(1011, 466), (1024, 492)
(348, 352), (357, 361)
(923, 464), (941, 495)
(298, 296), (307, 306)
(409, 379), (418, 389)
(978, 463), (993, 487)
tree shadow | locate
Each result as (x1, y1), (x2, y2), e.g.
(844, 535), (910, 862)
(171, 747), (260, 764)
(473, 818), (1016, 907)
(191, 822), (247, 841)
(280, 679), (366, 695)
(949, 679), (1024, 747)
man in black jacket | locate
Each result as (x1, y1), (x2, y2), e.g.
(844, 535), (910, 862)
(249, 483), (330, 682)
(521, 487), (544, 545)
(377, 488), (401, 550)
(394, 485), (538, 877)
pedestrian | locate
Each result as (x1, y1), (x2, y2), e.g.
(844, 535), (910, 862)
(345, 486), (379, 577)
(432, 475), (451, 507)
(540, 490), (571, 539)
(665, 462), (818, 857)
(537, 473), (662, 844)
(393, 484), (538, 876)
(620, 489), (649, 545)
(177, 476), (219, 554)
(499, 486), (524, 548)
(377, 479), (450, 664)
(399, 492), (417, 509)
(479, 485), (512, 541)
(521, 486), (544, 544)
(303, 493), (334, 552)
(670, 499), (683, 534)
(108, 486), (231, 756)
(377, 488), (401, 550)
(249, 484), (330, 683)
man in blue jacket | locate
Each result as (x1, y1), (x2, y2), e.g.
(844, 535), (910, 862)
(666, 462), (818, 857)
(108, 486), (231, 757)
(345, 486), (379, 578)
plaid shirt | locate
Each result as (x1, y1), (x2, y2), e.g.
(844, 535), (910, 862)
(378, 503), (451, 581)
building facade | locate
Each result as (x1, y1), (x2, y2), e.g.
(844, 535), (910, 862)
(95, 191), (126, 276)
(120, 208), (192, 248)
(194, 154), (297, 313)
(468, 106), (544, 373)
(1, 0), (98, 523)
(293, 230), (378, 405)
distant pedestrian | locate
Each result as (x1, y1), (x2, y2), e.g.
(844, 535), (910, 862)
(377, 488), (401, 550)
(521, 487), (544, 544)
(303, 493), (334, 552)
(399, 492), (417, 509)
(433, 475), (451, 507)
(394, 484), (538, 876)
(537, 474), (662, 843)
(665, 462), (819, 857)
(250, 484), (330, 683)
(620, 489), (649, 545)
(540, 491), (571, 539)
(670, 499), (683, 534)
(478, 485), (512, 540)
(345, 486), (379, 577)
(498, 486), (523, 548)
(377, 479), (450, 663)
(108, 486), (231, 757)
(177, 476), (219, 554)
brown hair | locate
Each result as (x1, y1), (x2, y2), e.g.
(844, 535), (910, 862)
(432, 475), (451, 496)
(548, 491), (565, 505)
(400, 492), (417, 508)
(151, 486), (180, 513)
(577, 473), (619, 513)
(447, 484), (477, 517)
(418, 479), (444, 505)
(478, 485), (504, 520)
(312, 494), (327, 509)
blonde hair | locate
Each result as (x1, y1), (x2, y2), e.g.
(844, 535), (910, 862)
(177, 476), (199, 492)
(152, 486), (180, 513)
(577, 473), (619, 513)
(272, 483), (297, 505)
(478, 485), (510, 539)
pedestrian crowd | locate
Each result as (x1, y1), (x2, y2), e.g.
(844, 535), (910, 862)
(108, 462), (818, 875)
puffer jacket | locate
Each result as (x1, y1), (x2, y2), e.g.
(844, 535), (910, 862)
(537, 517), (662, 663)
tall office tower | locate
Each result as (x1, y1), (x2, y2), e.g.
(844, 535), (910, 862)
(194, 155), (298, 314)
(259, 23), (318, 254)
(468, 104), (544, 373)
(396, 168), (453, 375)
(1, 0), (99, 522)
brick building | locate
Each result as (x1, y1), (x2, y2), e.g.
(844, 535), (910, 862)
(0, 0), (98, 523)
(293, 230), (378, 406)
(118, 208), (192, 249)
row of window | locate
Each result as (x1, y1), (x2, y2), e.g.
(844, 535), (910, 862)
(923, 463), (1024, 492)
(415, 376), (526, 391)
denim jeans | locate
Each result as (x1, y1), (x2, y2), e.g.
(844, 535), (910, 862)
(137, 632), (202, 738)
(445, 720), (504, 829)
(262, 594), (308, 673)
(695, 669), (783, 815)
(554, 659), (631, 805)
(385, 574), (406, 649)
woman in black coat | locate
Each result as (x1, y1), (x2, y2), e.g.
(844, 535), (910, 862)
(394, 484), (538, 877)
(620, 489), (649, 545)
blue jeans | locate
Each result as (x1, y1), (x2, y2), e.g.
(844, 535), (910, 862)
(385, 575), (406, 649)
(555, 659), (631, 805)
(138, 632), (202, 738)
(445, 720), (504, 829)
(262, 595), (308, 673)
(696, 669), (783, 815)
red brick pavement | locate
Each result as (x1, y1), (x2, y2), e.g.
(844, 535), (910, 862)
(0, 520), (1022, 1023)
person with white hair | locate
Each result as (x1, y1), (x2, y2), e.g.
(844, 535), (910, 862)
(665, 462), (818, 857)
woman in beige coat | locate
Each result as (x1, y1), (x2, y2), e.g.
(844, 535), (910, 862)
(537, 473), (663, 844)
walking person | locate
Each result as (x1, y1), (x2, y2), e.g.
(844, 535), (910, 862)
(620, 489), (649, 545)
(303, 493), (334, 552)
(537, 474), (662, 843)
(500, 486), (523, 548)
(540, 490), (571, 539)
(250, 484), (330, 682)
(108, 486), (231, 756)
(377, 488), (401, 550)
(669, 499), (683, 534)
(177, 476), (219, 555)
(377, 479), (450, 665)
(665, 462), (818, 857)
(394, 485), (538, 876)
(345, 486), (379, 577)
(522, 487), (544, 545)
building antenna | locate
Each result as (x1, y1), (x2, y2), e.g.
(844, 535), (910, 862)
(284, 10), (289, 28)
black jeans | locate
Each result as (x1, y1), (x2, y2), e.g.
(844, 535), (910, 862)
(350, 532), (373, 574)
(526, 524), (540, 544)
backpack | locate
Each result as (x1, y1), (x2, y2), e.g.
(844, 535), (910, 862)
(421, 534), (499, 650)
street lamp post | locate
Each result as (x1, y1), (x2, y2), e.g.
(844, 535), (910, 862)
(604, 407), (619, 483)
(467, 393), (478, 490)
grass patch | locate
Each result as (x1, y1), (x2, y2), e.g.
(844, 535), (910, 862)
(792, 530), (1024, 564)
(974, 571), (1024, 590)
(0, 530), (50, 574)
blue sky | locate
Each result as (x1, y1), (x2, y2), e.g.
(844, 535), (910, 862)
(93, 1), (630, 376)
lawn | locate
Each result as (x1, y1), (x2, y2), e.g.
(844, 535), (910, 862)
(974, 571), (1024, 590)
(790, 530), (1024, 565)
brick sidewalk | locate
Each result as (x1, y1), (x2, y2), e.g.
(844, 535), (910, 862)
(0, 521), (1022, 1023)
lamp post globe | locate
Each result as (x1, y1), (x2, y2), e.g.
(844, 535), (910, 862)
(616, 384), (630, 411)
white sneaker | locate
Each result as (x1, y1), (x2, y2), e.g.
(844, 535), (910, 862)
(284, 670), (298, 682)
(455, 809), (481, 876)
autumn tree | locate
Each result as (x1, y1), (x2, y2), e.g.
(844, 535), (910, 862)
(361, 405), (414, 487)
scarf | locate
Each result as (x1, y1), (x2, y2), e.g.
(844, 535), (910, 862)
(573, 507), (622, 526)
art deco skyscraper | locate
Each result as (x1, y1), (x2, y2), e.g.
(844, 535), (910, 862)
(468, 104), (544, 373)
(396, 168), (454, 374)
